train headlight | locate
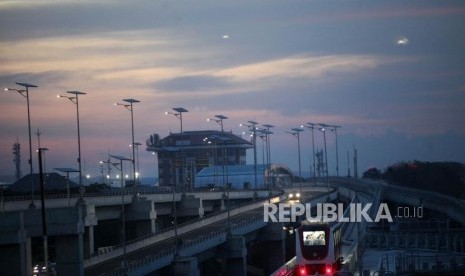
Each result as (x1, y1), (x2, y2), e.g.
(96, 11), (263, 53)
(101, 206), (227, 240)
(288, 193), (294, 198)
(296, 192), (301, 198)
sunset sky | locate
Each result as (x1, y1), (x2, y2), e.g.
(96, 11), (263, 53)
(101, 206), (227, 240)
(1, 1), (464, 181)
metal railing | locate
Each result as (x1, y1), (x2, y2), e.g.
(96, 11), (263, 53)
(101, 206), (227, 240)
(110, 213), (267, 275)
(85, 193), (284, 269)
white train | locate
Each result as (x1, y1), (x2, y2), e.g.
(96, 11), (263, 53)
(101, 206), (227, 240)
(294, 220), (343, 275)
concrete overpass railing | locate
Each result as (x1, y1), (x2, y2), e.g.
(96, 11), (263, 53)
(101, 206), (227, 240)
(84, 194), (284, 268)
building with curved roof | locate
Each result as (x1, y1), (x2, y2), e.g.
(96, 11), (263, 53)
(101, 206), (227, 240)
(146, 130), (252, 189)
(195, 163), (293, 189)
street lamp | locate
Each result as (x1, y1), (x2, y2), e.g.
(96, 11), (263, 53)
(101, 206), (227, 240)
(207, 115), (228, 188)
(115, 98), (140, 196)
(287, 128), (304, 197)
(37, 147), (49, 272)
(207, 114), (232, 234)
(57, 91), (87, 200)
(165, 107), (188, 133)
(318, 125), (330, 194)
(262, 124), (274, 200)
(304, 123), (318, 186)
(4, 82), (38, 207)
(130, 142), (142, 184)
(240, 120), (258, 192)
(110, 155), (132, 273)
(320, 124), (341, 177)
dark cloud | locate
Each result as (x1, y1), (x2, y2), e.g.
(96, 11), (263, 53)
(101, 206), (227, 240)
(0, 71), (70, 89)
(154, 75), (232, 92)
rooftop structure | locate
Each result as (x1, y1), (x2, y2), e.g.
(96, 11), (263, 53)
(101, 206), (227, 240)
(146, 130), (252, 189)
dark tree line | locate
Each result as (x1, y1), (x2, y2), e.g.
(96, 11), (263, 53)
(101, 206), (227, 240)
(363, 161), (465, 198)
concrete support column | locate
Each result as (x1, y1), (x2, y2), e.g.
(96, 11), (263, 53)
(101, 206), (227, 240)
(0, 212), (32, 276)
(151, 200), (157, 234)
(151, 218), (156, 234)
(258, 222), (285, 274)
(172, 256), (199, 276)
(178, 195), (204, 218)
(220, 198), (226, 211)
(55, 234), (84, 276)
(221, 235), (247, 276)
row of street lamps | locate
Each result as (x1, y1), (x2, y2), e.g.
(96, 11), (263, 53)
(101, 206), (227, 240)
(4, 82), (142, 204)
(4, 82), (341, 199)
(287, 123), (341, 195)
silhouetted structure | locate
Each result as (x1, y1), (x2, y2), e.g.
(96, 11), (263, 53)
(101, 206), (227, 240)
(146, 130), (252, 189)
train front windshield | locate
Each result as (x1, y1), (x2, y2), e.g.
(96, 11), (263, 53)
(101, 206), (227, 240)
(299, 225), (329, 260)
(303, 230), (326, 246)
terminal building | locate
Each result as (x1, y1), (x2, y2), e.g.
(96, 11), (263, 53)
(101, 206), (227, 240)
(146, 130), (253, 190)
(146, 130), (294, 190)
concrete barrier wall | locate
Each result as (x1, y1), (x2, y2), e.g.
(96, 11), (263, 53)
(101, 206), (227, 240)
(84, 195), (284, 268)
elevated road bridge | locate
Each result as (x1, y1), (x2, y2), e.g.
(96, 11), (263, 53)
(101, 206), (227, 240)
(1, 179), (464, 275)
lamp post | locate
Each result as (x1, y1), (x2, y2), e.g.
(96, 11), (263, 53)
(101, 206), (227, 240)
(131, 142), (142, 184)
(318, 125), (330, 194)
(4, 82), (38, 207)
(240, 120), (258, 192)
(319, 123), (341, 177)
(262, 124), (274, 201)
(37, 147), (49, 271)
(332, 125), (341, 178)
(165, 107), (188, 191)
(305, 123), (318, 186)
(287, 128), (304, 196)
(115, 99), (140, 196)
(207, 115), (228, 188)
(207, 115), (232, 234)
(57, 91), (87, 200)
(110, 155), (132, 273)
(165, 107), (188, 133)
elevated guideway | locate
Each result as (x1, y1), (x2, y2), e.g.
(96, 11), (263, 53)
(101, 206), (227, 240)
(85, 195), (284, 275)
(86, 187), (331, 275)
(271, 178), (465, 275)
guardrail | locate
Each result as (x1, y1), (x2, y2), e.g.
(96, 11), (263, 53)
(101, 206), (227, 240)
(2, 187), (273, 202)
(84, 193), (285, 268)
(121, 214), (267, 276)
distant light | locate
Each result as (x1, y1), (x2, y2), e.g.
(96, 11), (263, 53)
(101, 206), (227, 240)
(222, 35), (229, 39)
(397, 37), (409, 45)
(86, 174), (90, 179)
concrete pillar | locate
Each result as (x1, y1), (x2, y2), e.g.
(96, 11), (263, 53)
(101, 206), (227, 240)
(0, 212), (32, 276)
(258, 222), (285, 274)
(0, 244), (28, 276)
(151, 217), (156, 234)
(88, 225), (94, 256)
(220, 198), (226, 211)
(178, 195), (204, 218)
(173, 256), (199, 276)
(220, 235), (247, 276)
(55, 234), (84, 276)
